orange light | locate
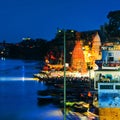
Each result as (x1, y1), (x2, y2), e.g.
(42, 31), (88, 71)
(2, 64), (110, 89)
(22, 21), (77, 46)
(88, 91), (92, 97)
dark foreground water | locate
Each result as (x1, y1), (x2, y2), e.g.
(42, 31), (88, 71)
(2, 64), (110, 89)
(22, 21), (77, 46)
(0, 58), (63, 120)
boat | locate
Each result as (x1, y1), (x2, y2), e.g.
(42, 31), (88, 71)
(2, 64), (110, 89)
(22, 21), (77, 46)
(37, 89), (54, 105)
(37, 95), (53, 105)
(33, 71), (49, 80)
(72, 102), (88, 113)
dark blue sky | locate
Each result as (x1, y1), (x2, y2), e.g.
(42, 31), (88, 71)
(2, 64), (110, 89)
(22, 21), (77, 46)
(0, 0), (120, 43)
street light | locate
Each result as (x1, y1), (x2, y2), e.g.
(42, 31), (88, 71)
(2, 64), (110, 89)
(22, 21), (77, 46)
(63, 30), (66, 120)
(58, 29), (74, 120)
(58, 29), (66, 120)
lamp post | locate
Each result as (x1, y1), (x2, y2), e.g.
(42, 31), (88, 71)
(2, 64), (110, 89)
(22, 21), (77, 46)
(63, 30), (66, 120)
(58, 29), (74, 120)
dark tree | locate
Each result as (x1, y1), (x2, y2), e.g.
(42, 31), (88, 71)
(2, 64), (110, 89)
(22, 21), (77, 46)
(106, 10), (120, 38)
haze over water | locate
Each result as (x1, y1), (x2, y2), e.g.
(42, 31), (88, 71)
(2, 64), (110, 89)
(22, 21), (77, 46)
(0, 58), (63, 120)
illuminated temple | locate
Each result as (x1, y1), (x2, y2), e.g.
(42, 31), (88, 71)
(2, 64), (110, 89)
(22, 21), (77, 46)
(91, 32), (102, 66)
(71, 32), (102, 74)
(71, 40), (87, 74)
(43, 32), (102, 77)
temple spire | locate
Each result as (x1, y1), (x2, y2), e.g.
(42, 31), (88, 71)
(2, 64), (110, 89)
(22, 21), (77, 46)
(71, 40), (87, 74)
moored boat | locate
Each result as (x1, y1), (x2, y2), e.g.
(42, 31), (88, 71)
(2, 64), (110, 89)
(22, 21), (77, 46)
(37, 95), (53, 105)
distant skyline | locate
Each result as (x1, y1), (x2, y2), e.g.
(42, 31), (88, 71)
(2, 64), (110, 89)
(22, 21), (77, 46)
(0, 0), (120, 43)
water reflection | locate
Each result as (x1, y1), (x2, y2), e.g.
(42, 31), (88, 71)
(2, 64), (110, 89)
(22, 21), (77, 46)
(1, 57), (5, 60)
(0, 59), (63, 120)
(0, 59), (40, 77)
(0, 77), (38, 81)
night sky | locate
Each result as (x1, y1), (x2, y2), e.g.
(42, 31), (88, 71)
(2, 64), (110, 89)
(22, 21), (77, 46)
(0, 0), (120, 43)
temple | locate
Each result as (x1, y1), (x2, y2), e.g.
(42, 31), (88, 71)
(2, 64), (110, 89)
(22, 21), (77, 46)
(71, 40), (87, 74)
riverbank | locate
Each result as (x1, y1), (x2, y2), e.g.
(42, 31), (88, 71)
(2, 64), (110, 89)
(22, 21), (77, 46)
(36, 76), (99, 119)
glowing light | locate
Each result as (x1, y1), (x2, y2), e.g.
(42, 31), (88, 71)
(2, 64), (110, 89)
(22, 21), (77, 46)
(1, 51), (4, 54)
(0, 77), (38, 81)
(46, 110), (63, 117)
(58, 30), (62, 32)
(1, 57), (5, 60)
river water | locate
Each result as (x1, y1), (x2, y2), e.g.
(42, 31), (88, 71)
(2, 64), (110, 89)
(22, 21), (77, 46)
(0, 58), (63, 120)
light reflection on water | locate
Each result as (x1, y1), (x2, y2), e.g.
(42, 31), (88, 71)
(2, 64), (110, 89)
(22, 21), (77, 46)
(0, 59), (63, 120)
(0, 77), (39, 81)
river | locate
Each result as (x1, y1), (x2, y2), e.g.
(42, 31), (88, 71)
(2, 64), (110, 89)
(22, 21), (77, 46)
(0, 58), (63, 120)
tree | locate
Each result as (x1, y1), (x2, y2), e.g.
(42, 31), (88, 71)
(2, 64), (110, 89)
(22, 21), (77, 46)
(106, 10), (120, 38)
